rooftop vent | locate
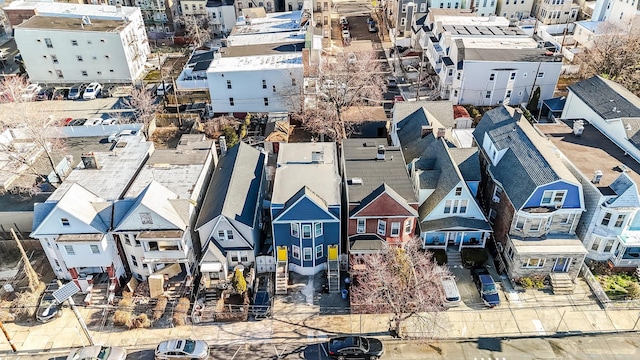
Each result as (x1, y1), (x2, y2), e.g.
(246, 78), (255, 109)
(573, 120), (584, 136)
(81, 152), (101, 170)
(592, 170), (603, 184)
(350, 177), (363, 185)
(376, 145), (386, 160)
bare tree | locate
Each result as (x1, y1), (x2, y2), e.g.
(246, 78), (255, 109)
(178, 15), (212, 49)
(576, 21), (640, 96)
(123, 87), (162, 136)
(292, 51), (386, 142)
(0, 76), (66, 193)
(349, 237), (451, 339)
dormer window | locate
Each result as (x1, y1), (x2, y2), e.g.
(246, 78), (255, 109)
(541, 190), (566, 206)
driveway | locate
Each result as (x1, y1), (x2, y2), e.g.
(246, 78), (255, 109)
(449, 266), (507, 311)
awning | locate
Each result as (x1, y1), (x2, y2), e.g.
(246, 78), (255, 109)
(511, 238), (587, 255)
(200, 262), (222, 272)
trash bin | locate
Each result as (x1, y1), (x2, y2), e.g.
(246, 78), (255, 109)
(341, 289), (349, 299)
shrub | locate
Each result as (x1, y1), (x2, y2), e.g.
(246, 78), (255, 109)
(131, 313), (152, 329)
(461, 248), (488, 267)
(430, 249), (447, 266)
(173, 313), (187, 326)
(518, 277), (535, 289)
(152, 296), (168, 320)
(174, 297), (191, 314)
(118, 296), (133, 310)
(113, 310), (133, 328)
(222, 126), (239, 147)
(151, 124), (179, 144)
(232, 268), (247, 294)
(627, 282), (640, 300)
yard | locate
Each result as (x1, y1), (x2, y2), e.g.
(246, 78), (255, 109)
(596, 273), (640, 301)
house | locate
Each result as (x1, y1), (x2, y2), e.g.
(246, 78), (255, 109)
(549, 76), (640, 268)
(205, 0), (237, 36)
(122, 0), (179, 36)
(207, 10), (305, 113)
(472, 106), (587, 285)
(532, 0), (580, 25)
(495, 0), (534, 20)
(391, 102), (491, 251)
(31, 136), (153, 291)
(342, 139), (419, 257)
(176, 50), (217, 91)
(270, 142), (341, 291)
(195, 142), (266, 284)
(7, 2), (149, 84)
(112, 135), (216, 281)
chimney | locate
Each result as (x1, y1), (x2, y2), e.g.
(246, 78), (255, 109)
(437, 128), (446, 139)
(81, 152), (101, 169)
(592, 170), (603, 184)
(573, 120), (584, 136)
(513, 108), (524, 122)
(219, 136), (227, 156)
(377, 145), (386, 160)
(421, 125), (433, 138)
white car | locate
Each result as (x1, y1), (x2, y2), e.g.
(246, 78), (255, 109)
(101, 118), (118, 126)
(108, 129), (138, 143)
(84, 118), (103, 126)
(67, 346), (126, 360)
(21, 83), (42, 101)
(155, 339), (209, 360)
(83, 82), (102, 100)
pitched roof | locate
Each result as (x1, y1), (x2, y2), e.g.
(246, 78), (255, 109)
(567, 76), (640, 120)
(472, 106), (578, 209)
(393, 101), (455, 129)
(420, 216), (492, 232)
(114, 181), (188, 231)
(448, 147), (480, 182)
(395, 106), (448, 163)
(342, 138), (416, 205)
(350, 183), (418, 217)
(195, 142), (265, 229)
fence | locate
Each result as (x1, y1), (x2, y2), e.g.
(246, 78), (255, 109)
(580, 263), (611, 308)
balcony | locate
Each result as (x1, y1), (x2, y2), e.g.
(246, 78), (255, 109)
(140, 230), (188, 261)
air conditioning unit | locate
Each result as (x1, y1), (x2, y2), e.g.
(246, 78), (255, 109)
(492, 195), (500, 203)
(554, 203), (562, 209)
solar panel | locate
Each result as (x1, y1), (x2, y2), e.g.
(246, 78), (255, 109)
(53, 281), (80, 303)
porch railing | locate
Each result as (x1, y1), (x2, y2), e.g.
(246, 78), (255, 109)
(580, 263), (610, 309)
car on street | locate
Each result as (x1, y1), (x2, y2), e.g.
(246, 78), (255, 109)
(35, 87), (55, 101)
(108, 129), (138, 143)
(155, 339), (209, 360)
(83, 82), (102, 100)
(66, 346), (126, 360)
(101, 118), (118, 126)
(472, 267), (500, 307)
(36, 282), (62, 323)
(328, 336), (384, 360)
(68, 83), (88, 100)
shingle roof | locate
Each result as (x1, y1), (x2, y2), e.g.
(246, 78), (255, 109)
(342, 138), (416, 205)
(395, 104), (456, 163)
(420, 216), (493, 232)
(449, 147), (480, 182)
(195, 142), (265, 229)
(349, 183), (418, 217)
(567, 76), (640, 120)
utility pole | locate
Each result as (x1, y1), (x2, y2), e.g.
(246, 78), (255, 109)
(0, 320), (17, 352)
(11, 228), (38, 293)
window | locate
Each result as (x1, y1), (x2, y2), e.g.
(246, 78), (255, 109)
(489, 73), (495, 81)
(291, 223), (299, 237)
(377, 220), (386, 235)
(97, 71), (102, 75)
(229, 97), (234, 106)
(357, 219), (365, 233)
(614, 214), (626, 227)
(515, 217), (525, 230)
(45, 239), (52, 248)
(272, 85), (276, 92)
(404, 219), (412, 234)
(401, 18), (406, 26)
(456, 72), (461, 80)
(448, 69), (453, 76)
(292, 245), (300, 259)
(591, 237), (601, 251)
(264, 97), (269, 106)
(217, 230), (225, 241)
(140, 212), (153, 224)
(262, 80), (267, 89)
(314, 222), (322, 237)
(488, 208), (497, 224)
(51, 55), (59, 64)
(77, 55), (83, 62)
(444, 200), (452, 213)
(455, 187), (462, 196)
(303, 247), (313, 261)
(240, 251), (248, 262)
(227, 80), (232, 89)
(522, 258), (545, 268)
(537, 72), (545, 78)
(60, 217), (71, 226)
(292, 78), (296, 86)
(601, 212), (612, 226)
(226, 230), (234, 240)
(530, 219), (542, 231)
(390, 222), (401, 236)
(81, 71), (88, 77)
(402, 4), (407, 12)
(45, 38), (53, 48)
(604, 239), (615, 252)
(302, 224), (312, 238)
(316, 245), (323, 259)
(541, 190), (566, 205)
(131, 255), (138, 267)
(90, 245), (100, 254)
(71, 40), (78, 46)
(485, 91), (491, 99)
(454, 90), (458, 97)
(460, 200), (468, 213)
(506, 90), (512, 98)
(64, 245), (75, 255)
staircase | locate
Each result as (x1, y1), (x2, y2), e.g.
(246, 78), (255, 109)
(275, 246), (288, 295)
(327, 245), (340, 293)
(550, 273), (574, 295)
(446, 249), (463, 268)
(88, 282), (109, 305)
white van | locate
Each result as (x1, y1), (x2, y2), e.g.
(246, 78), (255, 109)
(156, 83), (173, 96)
(440, 276), (461, 307)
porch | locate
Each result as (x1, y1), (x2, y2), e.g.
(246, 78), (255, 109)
(506, 237), (588, 281)
(420, 217), (492, 251)
(612, 233), (640, 267)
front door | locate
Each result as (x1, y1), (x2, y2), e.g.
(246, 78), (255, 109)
(447, 232), (456, 248)
(553, 257), (571, 272)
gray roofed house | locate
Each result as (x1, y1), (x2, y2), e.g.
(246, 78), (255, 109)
(566, 76), (640, 121)
(195, 142), (266, 280)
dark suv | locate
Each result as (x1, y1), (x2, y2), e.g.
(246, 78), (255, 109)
(472, 267), (500, 307)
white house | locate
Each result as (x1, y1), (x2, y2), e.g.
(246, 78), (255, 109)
(495, 0), (535, 20)
(532, 0), (579, 25)
(205, 0), (237, 36)
(14, 14), (150, 84)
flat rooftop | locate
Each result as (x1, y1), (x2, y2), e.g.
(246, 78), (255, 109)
(537, 119), (640, 193)
(431, 13), (510, 27)
(125, 135), (213, 201)
(221, 43), (304, 57)
(5, 1), (140, 19)
(208, 53), (302, 72)
(226, 31), (306, 47)
(16, 15), (127, 32)
(49, 135), (153, 201)
(462, 41), (562, 62)
(232, 10), (303, 35)
(442, 25), (526, 36)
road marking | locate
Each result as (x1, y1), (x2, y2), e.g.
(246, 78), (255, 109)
(532, 319), (545, 335)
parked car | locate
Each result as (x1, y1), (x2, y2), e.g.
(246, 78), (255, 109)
(393, 95), (405, 104)
(84, 118), (104, 126)
(342, 29), (351, 39)
(53, 88), (70, 100)
(327, 336), (384, 359)
(368, 21), (378, 33)
(386, 77), (398, 88)
(35, 87), (55, 101)
(101, 84), (118, 98)
(156, 83), (173, 96)
(154, 339), (209, 360)
(472, 267), (500, 307)
(252, 273), (273, 319)
(440, 276), (461, 307)
(83, 82), (102, 100)
(341, 23), (351, 30)
(66, 346), (126, 360)
(21, 83), (42, 100)
(68, 118), (87, 126)
(101, 118), (118, 126)
(61, 117), (73, 126)
(108, 129), (138, 143)
(36, 282), (62, 323)
(68, 83), (88, 100)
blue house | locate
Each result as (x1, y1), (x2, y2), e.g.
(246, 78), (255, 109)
(473, 106), (587, 289)
(270, 142), (341, 293)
